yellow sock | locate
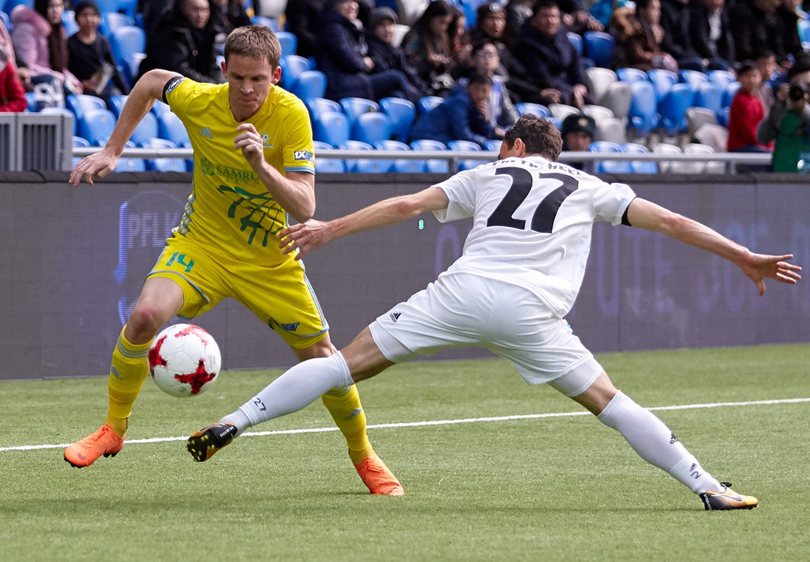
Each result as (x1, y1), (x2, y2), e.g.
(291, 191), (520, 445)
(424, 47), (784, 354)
(105, 327), (152, 436)
(321, 384), (374, 464)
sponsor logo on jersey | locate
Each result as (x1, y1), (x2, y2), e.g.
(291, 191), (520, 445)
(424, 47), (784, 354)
(261, 132), (273, 148)
(199, 157), (260, 185)
(199, 127), (213, 139)
(389, 312), (401, 322)
(279, 322), (300, 332)
(293, 150), (314, 162)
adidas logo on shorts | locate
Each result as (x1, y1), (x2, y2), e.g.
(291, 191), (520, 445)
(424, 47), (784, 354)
(389, 312), (401, 322)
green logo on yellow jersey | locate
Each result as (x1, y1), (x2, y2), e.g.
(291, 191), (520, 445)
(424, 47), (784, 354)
(261, 132), (273, 148)
(218, 184), (285, 247)
(200, 157), (260, 185)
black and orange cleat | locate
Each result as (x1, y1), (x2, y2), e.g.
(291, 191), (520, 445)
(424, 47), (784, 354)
(64, 425), (125, 468)
(187, 422), (237, 462)
(699, 482), (758, 511)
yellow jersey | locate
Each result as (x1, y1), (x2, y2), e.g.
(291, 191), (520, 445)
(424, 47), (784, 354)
(164, 77), (315, 266)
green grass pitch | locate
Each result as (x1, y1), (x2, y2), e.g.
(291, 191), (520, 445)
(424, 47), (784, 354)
(1, 345), (809, 561)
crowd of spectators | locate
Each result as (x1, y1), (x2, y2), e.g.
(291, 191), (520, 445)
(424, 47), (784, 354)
(2, 0), (810, 168)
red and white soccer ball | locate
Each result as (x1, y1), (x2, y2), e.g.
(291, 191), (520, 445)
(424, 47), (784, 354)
(148, 324), (221, 397)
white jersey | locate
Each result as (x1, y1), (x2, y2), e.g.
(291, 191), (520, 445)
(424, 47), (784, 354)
(433, 156), (636, 317)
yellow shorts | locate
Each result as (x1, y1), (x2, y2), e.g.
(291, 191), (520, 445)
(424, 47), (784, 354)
(147, 234), (329, 349)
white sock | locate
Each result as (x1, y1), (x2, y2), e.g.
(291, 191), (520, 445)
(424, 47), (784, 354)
(597, 391), (723, 494)
(220, 352), (353, 436)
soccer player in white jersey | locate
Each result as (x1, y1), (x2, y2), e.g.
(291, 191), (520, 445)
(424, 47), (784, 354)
(187, 115), (801, 510)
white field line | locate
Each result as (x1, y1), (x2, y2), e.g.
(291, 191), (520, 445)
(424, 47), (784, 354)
(2, 396), (809, 453)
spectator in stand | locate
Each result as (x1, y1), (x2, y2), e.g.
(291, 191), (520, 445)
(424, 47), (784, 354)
(449, 4), (473, 69)
(139, 0), (175, 37)
(755, 49), (778, 110)
(560, 112), (595, 170)
(610, 0), (679, 71)
(659, 0), (705, 71)
(367, 7), (431, 98)
(11, 0), (83, 94)
(503, 0), (534, 47)
(138, 0), (224, 84)
(210, 0), (250, 34)
(464, 41), (519, 138)
(511, 0), (590, 108)
(0, 44), (27, 112)
(318, 0), (422, 104)
(558, 0), (604, 34)
(285, 0), (323, 59)
(757, 77), (810, 172)
(774, 0), (803, 66)
(409, 71), (494, 147)
(727, 62), (771, 152)
(0, 16), (33, 92)
(689, 0), (735, 71)
(469, 2), (525, 82)
(402, 0), (458, 96)
(68, 1), (128, 102)
(730, 0), (781, 68)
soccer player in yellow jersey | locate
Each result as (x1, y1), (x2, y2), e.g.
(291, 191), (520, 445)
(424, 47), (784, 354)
(65, 26), (403, 496)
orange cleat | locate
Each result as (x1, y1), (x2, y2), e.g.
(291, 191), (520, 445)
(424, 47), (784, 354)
(353, 453), (405, 496)
(700, 482), (759, 511)
(64, 425), (125, 468)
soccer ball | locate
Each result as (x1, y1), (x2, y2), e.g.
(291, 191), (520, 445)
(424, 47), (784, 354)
(148, 324), (221, 397)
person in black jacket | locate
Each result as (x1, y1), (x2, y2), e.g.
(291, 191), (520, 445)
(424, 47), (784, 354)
(773, 0), (803, 67)
(659, 0), (704, 70)
(511, 0), (589, 107)
(285, 0), (323, 59)
(688, 0), (735, 71)
(366, 7), (430, 98)
(729, 0), (781, 67)
(68, 0), (128, 100)
(211, 0), (250, 34)
(137, 0), (224, 83)
(317, 0), (421, 104)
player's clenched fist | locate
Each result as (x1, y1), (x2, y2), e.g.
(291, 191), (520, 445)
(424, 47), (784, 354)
(278, 220), (332, 260)
(234, 123), (265, 170)
(68, 148), (119, 186)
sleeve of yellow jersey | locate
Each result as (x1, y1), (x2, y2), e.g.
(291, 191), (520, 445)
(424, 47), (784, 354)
(162, 76), (199, 120)
(281, 100), (316, 175)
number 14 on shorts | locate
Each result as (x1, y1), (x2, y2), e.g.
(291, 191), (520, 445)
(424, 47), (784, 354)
(165, 252), (195, 273)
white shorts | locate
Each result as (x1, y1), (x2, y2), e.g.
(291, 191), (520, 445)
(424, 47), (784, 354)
(368, 273), (604, 395)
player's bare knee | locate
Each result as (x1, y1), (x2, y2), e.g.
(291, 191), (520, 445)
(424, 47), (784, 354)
(127, 304), (165, 341)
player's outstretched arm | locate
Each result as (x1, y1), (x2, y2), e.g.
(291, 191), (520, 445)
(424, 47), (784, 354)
(626, 198), (802, 296)
(69, 69), (181, 186)
(278, 187), (450, 259)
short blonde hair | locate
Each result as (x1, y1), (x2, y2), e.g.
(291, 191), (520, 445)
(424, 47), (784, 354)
(224, 25), (282, 69)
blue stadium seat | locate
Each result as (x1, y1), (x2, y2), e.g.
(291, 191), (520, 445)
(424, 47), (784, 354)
(583, 31), (614, 68)
(151, 100), (171, 117)
(313, 111), (350, 146)
(418, 96), (443, 115)
(79, 108), (117, 145)
(291, 70), (326, 101)
(658, 83), (692, 135)
(109, 94), (127, 117)
(628, 81), (656, 136)
(72, 135), (89, 166)
(158, 111), (190, 146)
(123, 53), (146, 86)
(280, 55), (310, 89)
(567, 32), (583, 56)
(340, 97), (379, 125)
(708, 69), (735, 89)
(648, 69), (678, 102)
(485, 139), (502, 153)
(251, 15), (280, 32)
(114, 156), (146, 172)
(0, 11), (10, 33)
(62, 10), (78, 35)
(101, 11), (133, 35)
(306, 97), (341, 119)
(40, 107), (77, 134)
(352, 112), (391, 144)
(448, 139), (486, 171)
(130, 111), (159, 144)
(110, 26), (146, 67)
(312, 140), (345, 173)
(694, 82), (722, 114)
(588, 141), (629, 173)
(66, 94), (106, 119)
(679, 69), (708, 90)
(339, 140), (391, 173)
(722, 81), (741, 108)
(375, 139), (425, 173)
(379, 97), (415, 142)
(616, 67), (647, 83)
(410, 139), (449, 173)
(276, 31), (297, 57)
(516, 102), (550, 118)
(3, 1), (32, 15)
(620, 142), (658, 173)
(139, 138), (186, 172)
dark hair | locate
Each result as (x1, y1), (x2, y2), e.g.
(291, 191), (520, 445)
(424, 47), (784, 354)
(533, 0), (559, 13)
(467, 70), (494, 86)
(73, 0), (100, 16)
(412, 0), (453, 36)
(34, 0), (67, 72)
(635, 0), (655, 10)
(503, 114), (563, 160)
(737, 61), (757, 77)
(225, 25), (282, 68)
(753, 49), (774, 60)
